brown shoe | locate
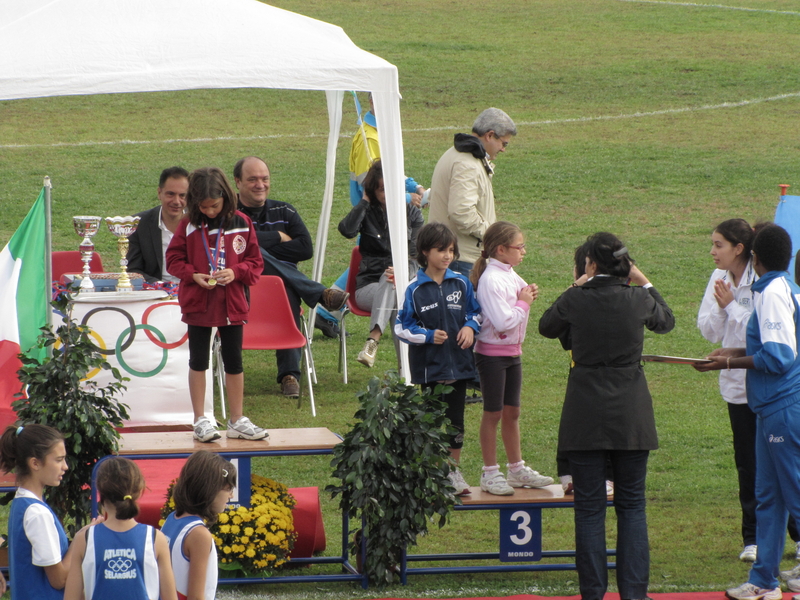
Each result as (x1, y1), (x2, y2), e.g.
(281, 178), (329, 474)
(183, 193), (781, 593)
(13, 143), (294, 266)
(320, 288), (349, 312)
(281, 375), (300, 399)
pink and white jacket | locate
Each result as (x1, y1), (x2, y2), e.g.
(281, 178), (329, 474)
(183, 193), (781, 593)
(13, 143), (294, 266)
(475, 258), (531, 356)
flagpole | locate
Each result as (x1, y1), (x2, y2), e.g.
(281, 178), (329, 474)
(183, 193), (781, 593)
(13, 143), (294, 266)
(43, 176), (53, 332)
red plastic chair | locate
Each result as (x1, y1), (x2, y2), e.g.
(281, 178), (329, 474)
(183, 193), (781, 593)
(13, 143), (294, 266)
(338, 246), (371, 384)
(51, 250), (104, 281)
(214, 276), (316, 416)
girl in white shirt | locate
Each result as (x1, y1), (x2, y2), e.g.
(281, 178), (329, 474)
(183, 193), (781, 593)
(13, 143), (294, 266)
(696, 218), (785, 563)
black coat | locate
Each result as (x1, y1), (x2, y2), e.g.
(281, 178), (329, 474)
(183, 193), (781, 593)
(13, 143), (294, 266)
(538, 277), (675, 452)
(338, 200), (423, 290)
(126, 206), (164, 282)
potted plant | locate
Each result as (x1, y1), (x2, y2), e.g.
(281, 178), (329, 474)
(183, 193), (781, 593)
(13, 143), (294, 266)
(9, 291), (129, 537)
(327, 371), (457, 586)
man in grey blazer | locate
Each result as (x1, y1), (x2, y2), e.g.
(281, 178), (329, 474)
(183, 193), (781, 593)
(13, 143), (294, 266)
(127, 166), (189, 283)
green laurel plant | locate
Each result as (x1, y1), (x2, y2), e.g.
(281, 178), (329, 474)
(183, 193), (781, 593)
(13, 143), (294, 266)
(11, 290), (129, 537)
(327, 372), (457, 587)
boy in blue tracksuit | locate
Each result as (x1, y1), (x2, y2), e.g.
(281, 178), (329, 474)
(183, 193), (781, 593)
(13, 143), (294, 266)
(396, 223), (481, 496)
(696, 224), (800, 600)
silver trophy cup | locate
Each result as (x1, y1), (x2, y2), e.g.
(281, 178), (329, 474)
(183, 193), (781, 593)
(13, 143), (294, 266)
(72, 216), (102, 292)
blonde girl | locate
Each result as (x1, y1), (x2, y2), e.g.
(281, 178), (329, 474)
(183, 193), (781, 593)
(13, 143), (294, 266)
(470, 221), (553, 496)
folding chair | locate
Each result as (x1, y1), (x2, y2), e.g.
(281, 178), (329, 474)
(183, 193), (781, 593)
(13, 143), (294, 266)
(214, 276), (316, 416)
(51, 250), (104, 280)
(338, 246), (371, 384)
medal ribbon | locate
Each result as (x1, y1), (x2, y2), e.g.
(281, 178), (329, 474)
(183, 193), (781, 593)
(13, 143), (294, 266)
(201, 222), (223, 275)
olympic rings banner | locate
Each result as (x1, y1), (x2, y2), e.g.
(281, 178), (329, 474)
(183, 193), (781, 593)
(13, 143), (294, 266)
(71, 291), (213, 426)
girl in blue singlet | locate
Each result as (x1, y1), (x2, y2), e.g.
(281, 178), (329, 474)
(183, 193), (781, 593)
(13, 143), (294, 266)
(161, 451), (236, 600)
(0, 423), (71, 600)
(64, 457), (177, 600)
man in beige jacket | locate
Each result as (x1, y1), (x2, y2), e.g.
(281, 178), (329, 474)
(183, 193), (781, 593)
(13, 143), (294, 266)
(428, 107), (517, 276)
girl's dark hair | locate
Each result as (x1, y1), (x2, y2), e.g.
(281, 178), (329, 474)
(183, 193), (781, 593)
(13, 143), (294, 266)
(752, 223), (792, 272)
(362, 160), (384, 204)
(0, 424), (63, 480)
(96, 457), (145, 521)
(715, 218), (754, 265)
(416, 223), (459, 270)
(584, 232), (633, 278)
(470, 221), (522, 290)
(186, 167), (238, 227)
(172, 451), (237, 525)
(574, 242), (589, 279)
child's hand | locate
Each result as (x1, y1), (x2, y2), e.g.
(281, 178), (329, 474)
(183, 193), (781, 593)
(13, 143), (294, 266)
(384, 266), (395, 286)
(456, 326), (474, 349)
(518, 286), (535, 306)
(192, 272), (216, 289)
(713, 279), (734, 308)
(212, 268), (236, 285)
(433, 329), (448, 345)
(528, 283), (539, 301)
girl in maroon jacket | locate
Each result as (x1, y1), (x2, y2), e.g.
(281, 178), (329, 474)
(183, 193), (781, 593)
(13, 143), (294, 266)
(166, 167), (267, 443)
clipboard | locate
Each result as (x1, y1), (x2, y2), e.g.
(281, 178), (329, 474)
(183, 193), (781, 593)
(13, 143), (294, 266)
(642, 354), (713, 365)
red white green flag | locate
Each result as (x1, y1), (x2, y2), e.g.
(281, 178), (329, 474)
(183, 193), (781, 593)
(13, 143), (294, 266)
(0, 188), (48, 404)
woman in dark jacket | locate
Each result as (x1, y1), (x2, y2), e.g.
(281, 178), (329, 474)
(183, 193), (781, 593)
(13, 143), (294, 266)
(538, 232), (674, 600)
(338, 159), (424, 368)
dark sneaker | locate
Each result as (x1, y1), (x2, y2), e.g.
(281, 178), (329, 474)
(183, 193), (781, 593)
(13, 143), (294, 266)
(320, 288), (349, 312)
(281, 375), (300, 399)
(314, 316), (340, 339)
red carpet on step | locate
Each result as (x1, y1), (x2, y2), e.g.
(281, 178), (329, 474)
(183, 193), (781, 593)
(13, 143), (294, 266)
(373, 593), (797, 600)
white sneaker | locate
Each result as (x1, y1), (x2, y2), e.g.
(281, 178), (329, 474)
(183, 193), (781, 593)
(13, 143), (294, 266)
(725, 582), (780, 600)
(193, 416), (221, 443)
(782, 563), (800, 581)
(606, 480), (614, 496)
(506, 464), (553, 488)
(480, 472), (514, 496)
(560, 475), (574, 495)
(796, 540), (800, 562)
(226, 416), (269, 440)
(787, 577), (800, 593)
(357, 338), (379, 368)
(447, 470), (471, 496)
(739, 545), (757, 562)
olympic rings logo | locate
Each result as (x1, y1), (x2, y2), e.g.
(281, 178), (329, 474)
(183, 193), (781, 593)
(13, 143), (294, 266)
(79, 301), (188, 378)
(106, 558), (133, 572)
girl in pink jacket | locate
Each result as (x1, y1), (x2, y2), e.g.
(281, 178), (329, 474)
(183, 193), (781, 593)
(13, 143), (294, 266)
(470, 221), (553, 496)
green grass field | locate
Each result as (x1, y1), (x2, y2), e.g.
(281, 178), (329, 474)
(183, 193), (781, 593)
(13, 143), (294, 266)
(2, 0), (800, 597)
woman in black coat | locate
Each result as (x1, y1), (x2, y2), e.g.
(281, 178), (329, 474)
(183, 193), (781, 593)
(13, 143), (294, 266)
(538, 232), (674, 600)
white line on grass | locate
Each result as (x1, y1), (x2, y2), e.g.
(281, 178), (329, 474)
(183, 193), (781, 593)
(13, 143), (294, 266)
(2, 91), (799, 150)
(617, 0), (800, 17)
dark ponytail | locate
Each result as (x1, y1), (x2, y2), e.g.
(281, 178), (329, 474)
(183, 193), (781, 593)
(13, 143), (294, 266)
(0, 424), (63, 480)
(584, 232), (633, 278)
(96, 457), (145, 520)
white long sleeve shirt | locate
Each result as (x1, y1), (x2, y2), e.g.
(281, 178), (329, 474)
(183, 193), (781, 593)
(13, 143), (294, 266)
(696, 261), (755, 404)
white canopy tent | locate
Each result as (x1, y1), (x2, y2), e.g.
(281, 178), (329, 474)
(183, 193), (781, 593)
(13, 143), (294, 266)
(0, 0), (411, 376)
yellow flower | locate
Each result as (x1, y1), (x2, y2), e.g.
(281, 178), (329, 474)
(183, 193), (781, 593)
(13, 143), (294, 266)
(223, 546), (232, 554)
(218, 513), (229, 524)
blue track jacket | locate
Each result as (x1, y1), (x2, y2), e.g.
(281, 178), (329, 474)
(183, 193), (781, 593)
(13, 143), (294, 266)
(395, 268), (481, 384)
(746, 270), (800, 416)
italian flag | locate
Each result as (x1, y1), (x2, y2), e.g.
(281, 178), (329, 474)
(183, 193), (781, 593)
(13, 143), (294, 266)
(0, 188), (48, 406)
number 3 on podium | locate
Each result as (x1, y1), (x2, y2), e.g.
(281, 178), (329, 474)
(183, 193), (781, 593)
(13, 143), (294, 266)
(499, 508), (542, 562)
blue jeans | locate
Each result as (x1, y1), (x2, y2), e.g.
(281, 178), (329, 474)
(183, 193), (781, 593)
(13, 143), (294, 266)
(567, 449), (650, 600)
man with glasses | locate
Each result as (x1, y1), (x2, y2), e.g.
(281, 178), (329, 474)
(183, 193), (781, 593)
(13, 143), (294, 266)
(428, 107), (517, 276)
(428, 107), (517, 404)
